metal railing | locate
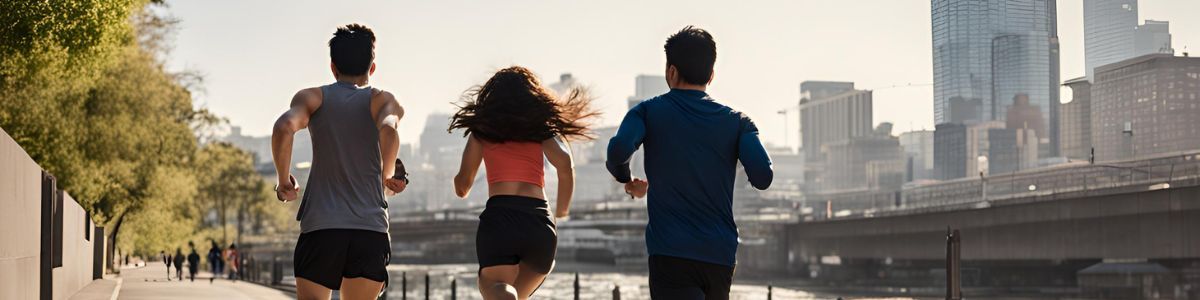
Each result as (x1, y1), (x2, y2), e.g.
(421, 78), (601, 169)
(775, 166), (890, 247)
(805, 151), (1200, 221)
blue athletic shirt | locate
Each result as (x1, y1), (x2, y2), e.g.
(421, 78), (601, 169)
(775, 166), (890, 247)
(606, 88), (773, 267)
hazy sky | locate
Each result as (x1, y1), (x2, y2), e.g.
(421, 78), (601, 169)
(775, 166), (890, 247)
(163, 0), (1200, 149)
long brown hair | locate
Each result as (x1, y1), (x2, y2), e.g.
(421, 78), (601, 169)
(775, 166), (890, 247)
(449, 66), (598, 143)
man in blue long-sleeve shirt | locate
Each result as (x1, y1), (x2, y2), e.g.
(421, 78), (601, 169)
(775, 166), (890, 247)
(606, 26), (773, 299)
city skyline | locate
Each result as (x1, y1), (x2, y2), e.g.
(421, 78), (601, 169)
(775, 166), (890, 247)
(163, 0), (1200, 150)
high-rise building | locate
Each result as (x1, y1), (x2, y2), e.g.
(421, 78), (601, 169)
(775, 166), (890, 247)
(934, 123), (968, 180)
(797, 81), (879, 191)
(1004, 94), (1047, 147)
(220, 126), (312, 169)
(1060, 77), (1093, 160)
(932, 0), (1060, 155)
(800, 81), (855, 102)
(1084, 0), (1138, 81)
(824, 136), (905, 191)
(965, 121), (1006, 176)
(987, 127), (1039, 174)
(1135, 20), (1173, 55)
(1091, 54), (1200, 161)
(799, 85), (872, 162)
(899, 130), (935, 181)
(934, 121), (1006, 180)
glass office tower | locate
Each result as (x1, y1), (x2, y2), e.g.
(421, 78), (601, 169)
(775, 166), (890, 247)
(932, 0), (1060, 156)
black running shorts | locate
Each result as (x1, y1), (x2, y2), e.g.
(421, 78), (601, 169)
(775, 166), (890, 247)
(648, 255), (735, 300)
(476, 195), (557, 274)
(294, 229), (390, 290)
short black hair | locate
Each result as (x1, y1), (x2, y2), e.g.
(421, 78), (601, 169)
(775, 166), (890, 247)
(664, 26), (716, 85)
(328, 23), (376, 76)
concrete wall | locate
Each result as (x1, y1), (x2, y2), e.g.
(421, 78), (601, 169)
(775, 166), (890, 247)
(0, 127), (100, 299)
(0, 127), (45, 299)
(52, 194), (94, 300)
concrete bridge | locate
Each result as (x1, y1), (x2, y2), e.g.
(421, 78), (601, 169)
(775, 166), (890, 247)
(388, 152), (1200, 298)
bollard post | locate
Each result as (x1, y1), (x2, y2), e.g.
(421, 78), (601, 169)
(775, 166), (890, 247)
(768, 285), (773, 300)
(271, 256), (282, 285)
(612, 284), (621, 300)
(401, 272), (407, 300)
(424, 273), (430, 300)
(946, 228), (961, 300)
(450, 277), (457, 300)
(574, 272), (580, 300)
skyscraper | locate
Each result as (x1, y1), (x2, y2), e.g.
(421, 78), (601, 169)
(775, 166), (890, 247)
(799, 85), (872, 163)
(1135, 20), (1173, 55)
(1084, 0), (1138, 81)
(934, 123), (968, 180)
(931, 0), (1060, 156)
(931, 0), (1065, 177)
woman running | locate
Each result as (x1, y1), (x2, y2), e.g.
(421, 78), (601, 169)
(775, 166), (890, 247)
(450, 66), (597, 300)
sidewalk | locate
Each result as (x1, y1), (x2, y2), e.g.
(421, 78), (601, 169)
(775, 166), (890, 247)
(116, 264), (292, 300)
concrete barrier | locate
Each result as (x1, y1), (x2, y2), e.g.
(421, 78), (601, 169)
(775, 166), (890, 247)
(0, 127), (105, 300)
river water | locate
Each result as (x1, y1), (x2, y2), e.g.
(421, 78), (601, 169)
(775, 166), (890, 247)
(384, 264), (836, 300)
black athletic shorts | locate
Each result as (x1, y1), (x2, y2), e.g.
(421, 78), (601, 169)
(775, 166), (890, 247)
(294, 229), (390, 290)
(648, 255), (735, 300)
(476, 195), (557, 274)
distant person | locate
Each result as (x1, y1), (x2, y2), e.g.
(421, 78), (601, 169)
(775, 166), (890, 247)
(225, 243), (240, 280)
(161, 250), (170, 280)
(172, 248), (184, 280)
(606, 26), (773, 299)
(187, 243), (201, 282)
(450, 66), (597, 300)
(207, 240), (223, 283)
(271, 23), (407, 300)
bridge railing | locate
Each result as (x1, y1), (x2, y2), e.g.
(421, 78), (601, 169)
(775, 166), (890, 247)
(808, 152), (1200, 221)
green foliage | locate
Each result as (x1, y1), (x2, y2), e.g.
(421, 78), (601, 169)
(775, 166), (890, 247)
(1, 0), (150, 222)
(72, 46), (198, 224)
(1, 1), (290, 256)
(117, 166), (199, 255)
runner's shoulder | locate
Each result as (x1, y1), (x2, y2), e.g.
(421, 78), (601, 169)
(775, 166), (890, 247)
(292, 87), (324, 111)
(295, 87), (323, 99)
(371, 89), (401, 107)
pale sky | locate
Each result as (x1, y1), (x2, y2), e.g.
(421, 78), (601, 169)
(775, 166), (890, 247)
(163, 0), (1200, 149)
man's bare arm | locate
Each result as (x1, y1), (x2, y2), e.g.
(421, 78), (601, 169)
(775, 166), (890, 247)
(371, 90), (406, 194)
(271, 88), (321, 200)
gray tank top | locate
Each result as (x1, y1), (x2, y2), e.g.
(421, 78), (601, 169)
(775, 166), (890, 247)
(297, 81), (388, 234)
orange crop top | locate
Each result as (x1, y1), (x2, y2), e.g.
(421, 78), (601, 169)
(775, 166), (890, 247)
(482, 141), (545, 187)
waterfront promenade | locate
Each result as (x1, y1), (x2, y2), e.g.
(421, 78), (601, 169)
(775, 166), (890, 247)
(115, 265), (290, 300)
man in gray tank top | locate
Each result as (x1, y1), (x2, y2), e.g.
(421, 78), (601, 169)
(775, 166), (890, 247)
(270, 23), (406, 300)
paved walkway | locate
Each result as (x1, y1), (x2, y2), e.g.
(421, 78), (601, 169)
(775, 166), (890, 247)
(117, 264), (292, 300)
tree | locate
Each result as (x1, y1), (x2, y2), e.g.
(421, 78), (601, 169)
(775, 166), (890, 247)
(1, 0), (292, 266)
(2, 0), (219, 267)
(195, 142), (265, 246)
